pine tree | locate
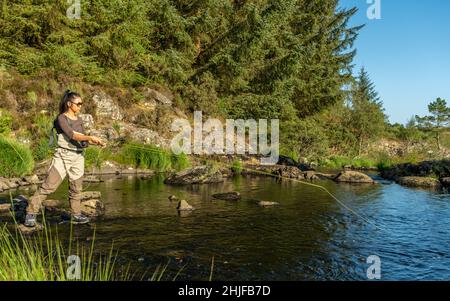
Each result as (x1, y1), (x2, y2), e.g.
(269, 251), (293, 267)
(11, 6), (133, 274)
(416, 98), (450, 151)
(350, 67), (386, 156)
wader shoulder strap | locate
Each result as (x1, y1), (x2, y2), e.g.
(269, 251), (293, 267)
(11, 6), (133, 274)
(48, 126), (56, 148)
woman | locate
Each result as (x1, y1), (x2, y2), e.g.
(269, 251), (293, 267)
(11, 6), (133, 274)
(24, 90), (106, 228)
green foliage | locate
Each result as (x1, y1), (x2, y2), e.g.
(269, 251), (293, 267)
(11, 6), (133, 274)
(118, 142), (190, 172)
(0, 223), (129, 281)
(0, 109), (13, 135)
(0, 136), (34, 178)
(33, 137), (52, 162)
(416, 98), (450, 150)
(231, 160), (243, 174)
(84, 146), (112, 169)
(0, 0), (360, 120)
(349, 67), (387, 155)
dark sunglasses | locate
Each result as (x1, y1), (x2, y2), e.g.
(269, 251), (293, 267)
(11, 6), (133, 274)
(71, 101), (83, 107)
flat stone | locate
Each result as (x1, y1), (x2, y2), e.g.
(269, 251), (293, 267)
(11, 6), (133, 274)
(212, 192), (241, 201)
(17, 224), (43, 234)
(177, 200), (194, 211)
(83, 176), (103, 183)
(80, 191), (102, 201)
(258, 201), (280, 207)
(0, 203), (11, 212)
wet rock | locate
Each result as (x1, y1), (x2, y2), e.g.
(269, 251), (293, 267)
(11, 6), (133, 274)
(80, 191), (102, 200)
(380, 160), (449, 180)
(81, 199), (106, 217)
(0, 203), (11, 212)
(440, 177), (450, 188)
(304, 171), (319, 181)
(258, 201), (280, 207)
(212, 192), (241, 201)
(168, 195), (178, 202)
(334, 171), (376, 184)
(83, 176), (103, 183)
(275, 166), (304, 180)
(17, 224), (43, 234)
(397, 177), (442, 189)
(315, 173), (336, 180)
(164, 165), (223, 185)
(43, 199), (62, 208)
(23, 175), (40, 185)
(177, 200), (194, 211)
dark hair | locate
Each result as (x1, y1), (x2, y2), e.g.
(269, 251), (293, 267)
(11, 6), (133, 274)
(59, 90), (81, 114)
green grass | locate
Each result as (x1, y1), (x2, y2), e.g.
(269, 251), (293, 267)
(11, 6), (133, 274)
(231, 160), (243, 174)
(85, 146), (112, 169)
(117, 142), (190, 172)
(0, 135), (34, 178)
(0, 221), (129, 281)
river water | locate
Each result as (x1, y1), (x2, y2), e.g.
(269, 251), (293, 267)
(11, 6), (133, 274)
(2, 174), (450, 280)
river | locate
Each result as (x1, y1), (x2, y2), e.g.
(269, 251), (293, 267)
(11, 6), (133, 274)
(2, 173), (450, 280)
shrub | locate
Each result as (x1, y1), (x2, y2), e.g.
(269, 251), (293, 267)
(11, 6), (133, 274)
(0, 136), (34, 177)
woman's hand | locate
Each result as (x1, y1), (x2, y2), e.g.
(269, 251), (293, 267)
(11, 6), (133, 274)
(89, 136), (106, 147)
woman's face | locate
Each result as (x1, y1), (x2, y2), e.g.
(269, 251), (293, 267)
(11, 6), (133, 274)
(68, 96), (83, 114)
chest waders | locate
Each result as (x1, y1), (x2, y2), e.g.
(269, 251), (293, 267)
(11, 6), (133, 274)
(26, 118), (85, 216)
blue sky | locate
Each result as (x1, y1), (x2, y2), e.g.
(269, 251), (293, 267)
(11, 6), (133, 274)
(340, 0), (450, 124)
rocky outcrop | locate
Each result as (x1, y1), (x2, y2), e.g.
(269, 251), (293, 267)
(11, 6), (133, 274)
(334, 171), (376, 184)
(380, 160), (450, 180)
(164, 166), (224, 185)
(396, 177), (442, 189)
(92, 93), (123, 121)
(212, 192), (241, 201)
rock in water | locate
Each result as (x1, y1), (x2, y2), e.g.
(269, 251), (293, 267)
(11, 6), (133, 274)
(258, 201), (280, 207)
(212, 192), (241, 201)
(168, 195), (178, 202)
(0, 203), (11, 212)
(17, 224), (43, 234)
(275, 166), (304, 180)
(164, 166), (223, 185)
(334, 171), (376, 184)
(397, 177), (441, 189)
(43, 199), (62, 208)
(440, 177), (450, 188)
(177, 200), (194, 211)
(80, 191), (102, 200)
(83, 176), (103, 183)
(81, 199), (105, 217)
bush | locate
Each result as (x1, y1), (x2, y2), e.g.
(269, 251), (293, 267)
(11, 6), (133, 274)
(84, 146), (112, 169)
(0, 136), (34, 177)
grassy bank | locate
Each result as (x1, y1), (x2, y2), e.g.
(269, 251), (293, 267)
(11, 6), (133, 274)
(0, 222), (127, 281)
